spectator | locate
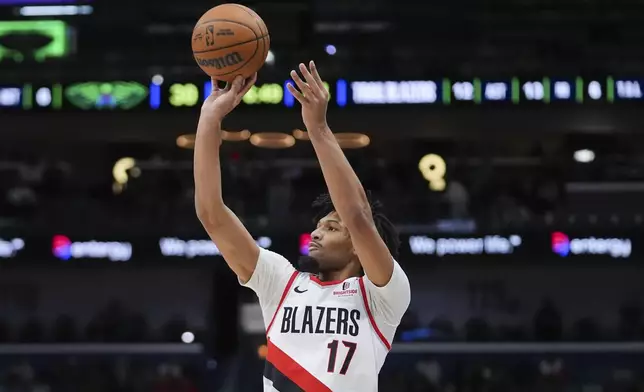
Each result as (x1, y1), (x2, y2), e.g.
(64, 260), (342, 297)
(152, 364), (197, 392)
(534, 298), (563, 341)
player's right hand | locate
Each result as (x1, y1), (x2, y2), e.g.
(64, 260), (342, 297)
(201, 73), (257, 121)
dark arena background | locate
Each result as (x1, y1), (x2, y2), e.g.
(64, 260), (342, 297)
(2, 0), (644, 391)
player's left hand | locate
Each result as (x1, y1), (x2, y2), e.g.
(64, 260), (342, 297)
(287, 61), (329, 132)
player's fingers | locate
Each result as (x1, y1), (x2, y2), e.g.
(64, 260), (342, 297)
(299, 63), (319, 95)
(229, 76), (244, 93)
(290, 70), (311, 96)
(287, 83), (307, 104)
(309, 61), (326, 92)
(248, 72), (258, 85)
(236, 75), (256, 100)
(210, 78), (222, 93)
(241, 73), (258, 94)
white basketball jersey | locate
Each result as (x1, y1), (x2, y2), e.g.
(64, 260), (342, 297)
(241, 248), (411, 392)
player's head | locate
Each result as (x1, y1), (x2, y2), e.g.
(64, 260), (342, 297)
(298, 191), (400, 276)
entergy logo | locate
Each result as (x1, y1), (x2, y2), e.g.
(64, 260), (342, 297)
(0, 238), (25, 258)
(551, 232), (631, 258)
(52, 235), (132, 262)
(299, 233), (312, 255)
(551, 232), (570, 256)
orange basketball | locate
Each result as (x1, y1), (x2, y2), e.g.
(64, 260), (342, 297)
(191, 3), (270, 82)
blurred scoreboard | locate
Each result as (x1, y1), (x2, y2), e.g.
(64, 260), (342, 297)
(0, 77), (642, 111)
(339, 77), (644, 105)
(0, 80), (315, 111)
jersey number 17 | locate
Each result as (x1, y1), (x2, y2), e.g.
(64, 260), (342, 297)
(326, 340), (357, 375)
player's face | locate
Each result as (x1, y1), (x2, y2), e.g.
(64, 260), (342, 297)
(308, 211), (356, 273)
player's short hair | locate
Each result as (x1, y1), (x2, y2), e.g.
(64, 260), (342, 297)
(312, 191), (401, 260)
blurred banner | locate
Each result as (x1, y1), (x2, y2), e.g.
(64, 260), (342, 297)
(0, 20), (73, 62)
(0, 231), (638, 264)
(1, 77), (644, 111)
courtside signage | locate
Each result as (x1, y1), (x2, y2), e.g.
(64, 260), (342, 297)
(551, 232), (632, 258)
(52, 235), (132, 262)
(159, 236), (272, 258)
(0, 238), (25, 258)
(408, 235), (523, 256)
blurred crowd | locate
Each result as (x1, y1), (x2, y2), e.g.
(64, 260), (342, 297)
(379, 353), (644, 392)
(2, 296), (643, 345)
(0, 359), (203, 392)
(0, 300), (197, 344)
(398, 298), (644, 343)
(1, 152), (642, 234)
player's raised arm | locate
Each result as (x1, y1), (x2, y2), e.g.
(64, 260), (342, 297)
(287, 62), (394, 287)
(194, 74), (259, 283)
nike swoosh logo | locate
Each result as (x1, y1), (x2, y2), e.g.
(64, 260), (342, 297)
(294, 286), (308, 293)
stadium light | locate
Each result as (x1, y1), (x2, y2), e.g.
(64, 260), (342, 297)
(574, 149), (595, 163)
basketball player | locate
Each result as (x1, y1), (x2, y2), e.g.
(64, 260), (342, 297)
(194, 62), (410, 392)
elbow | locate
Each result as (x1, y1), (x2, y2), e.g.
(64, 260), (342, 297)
(343, 207), (374, 232)
(195, 197), (226, 229)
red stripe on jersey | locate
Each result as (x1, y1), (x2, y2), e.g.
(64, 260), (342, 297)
(266, 271), (299, 334)
(309, 275), (343, 286)
(267, 339), (332, 392)
(358, 277), (392, 350)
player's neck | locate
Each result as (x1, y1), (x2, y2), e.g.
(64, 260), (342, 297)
(318, 269), (360, 283)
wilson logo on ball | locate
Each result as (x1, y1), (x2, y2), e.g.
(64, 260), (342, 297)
(195, 52), (243, 69)
(216, 28), (234, 37)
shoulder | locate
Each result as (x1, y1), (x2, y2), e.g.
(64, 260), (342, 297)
(255, 248), (297, 275)
(361, 259), (410, 325)
(240, 248), (297, 293)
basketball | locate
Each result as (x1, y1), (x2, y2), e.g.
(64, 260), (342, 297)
(191, 3), (270, 82)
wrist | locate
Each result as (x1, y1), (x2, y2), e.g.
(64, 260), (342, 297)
(198, 112), (223, 131)
(306, 122), (331, 136)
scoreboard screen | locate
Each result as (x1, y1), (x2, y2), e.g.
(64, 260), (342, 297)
(0, 79), (326, 111)
(0, 76), (642, 112)
(338, 77), (643, 106)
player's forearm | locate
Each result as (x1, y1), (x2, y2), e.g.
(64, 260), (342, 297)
(193, 113), (260, 281)
(193, 114), (227, 224)
(308, 125), (373, 225)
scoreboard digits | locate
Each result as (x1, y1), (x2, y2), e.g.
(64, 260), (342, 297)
(615, 80), (643, 99)
(588, 80), (603, 100)
(169, 83), (199, 107)
(243, 84), (283, 105)
(0, 86), (20, 107)
(0, 84), (61, 109)
(452, 81), (474, 101)
(483, 82), (508, 101)
(3, 76), (644, 111)
(522, 81), (544, 101)
(35, 87), (52, 107)
(554, 81), (572, 100)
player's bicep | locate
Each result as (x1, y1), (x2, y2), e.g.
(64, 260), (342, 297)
(346, 214), (395, 287)
(201, 205), (260, 283)
(363, 260), (411, 326)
